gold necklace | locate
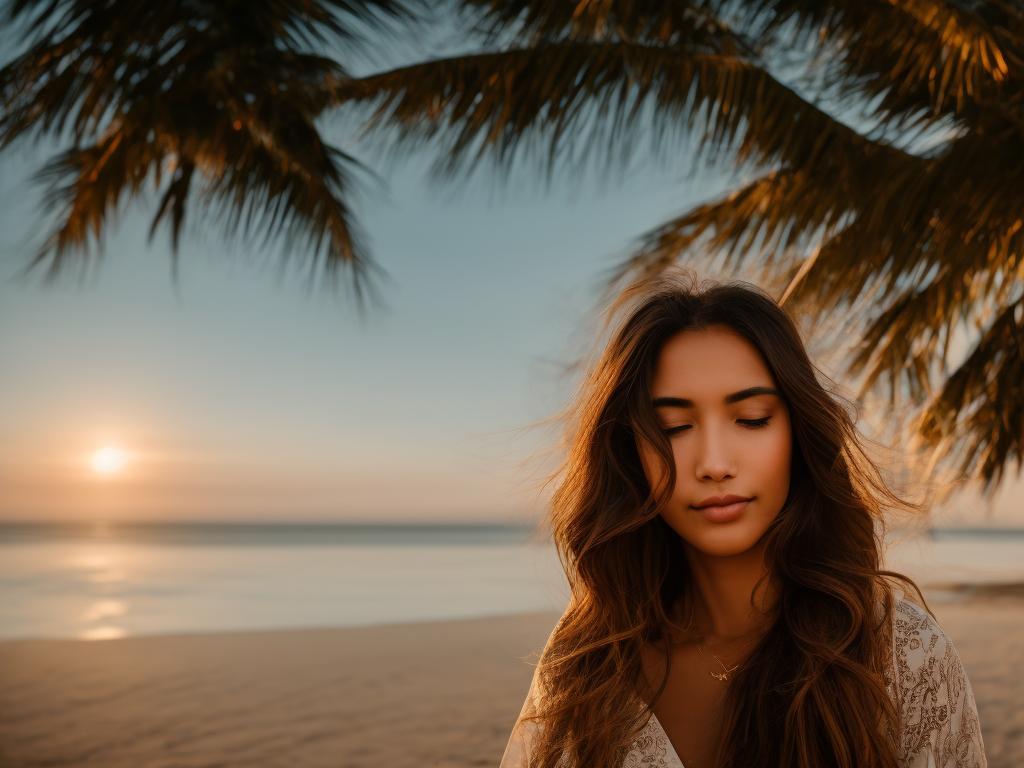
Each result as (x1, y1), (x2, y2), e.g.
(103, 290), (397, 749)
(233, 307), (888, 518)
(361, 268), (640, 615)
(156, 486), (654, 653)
(696, 641), (741, 682)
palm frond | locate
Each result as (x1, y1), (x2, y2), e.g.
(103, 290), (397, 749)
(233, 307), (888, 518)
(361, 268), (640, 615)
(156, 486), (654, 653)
(454, 0), (761, 52)
(594, 170), (827, 302)
(912, 296), (1024, 492)
(843, 259), (1007, 403)
(333, 37), (915, 188)
(450, 0), (1023, 128)
(712, 0), (1024, 125)
(1, 0), (424, 305)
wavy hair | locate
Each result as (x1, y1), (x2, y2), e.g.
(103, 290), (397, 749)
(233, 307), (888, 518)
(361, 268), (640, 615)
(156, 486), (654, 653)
(522, 268), (932, 768)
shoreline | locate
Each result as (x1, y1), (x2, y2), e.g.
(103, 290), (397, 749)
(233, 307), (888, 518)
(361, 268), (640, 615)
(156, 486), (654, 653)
(5, 577), (1024, 645)
(0, 608), (564, 646)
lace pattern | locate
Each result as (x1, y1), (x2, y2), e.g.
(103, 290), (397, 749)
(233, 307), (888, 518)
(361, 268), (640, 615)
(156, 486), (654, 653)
(886, 589), (987, 767)
(498, 589), (987, 767)
(621, 715), (679, 768)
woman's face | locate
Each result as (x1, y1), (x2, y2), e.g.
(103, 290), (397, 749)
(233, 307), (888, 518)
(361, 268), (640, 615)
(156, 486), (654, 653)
(636, 325), (793, 558)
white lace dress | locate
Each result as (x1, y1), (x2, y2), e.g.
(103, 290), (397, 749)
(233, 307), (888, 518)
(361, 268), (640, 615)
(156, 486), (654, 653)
(498, 587), (987, 767)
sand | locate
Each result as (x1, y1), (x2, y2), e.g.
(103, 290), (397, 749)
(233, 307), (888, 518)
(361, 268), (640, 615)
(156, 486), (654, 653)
(1, 594), (1021, 768)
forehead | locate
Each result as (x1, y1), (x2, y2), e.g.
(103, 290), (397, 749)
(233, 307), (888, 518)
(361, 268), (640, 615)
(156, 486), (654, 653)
(651, 326), (775, 396)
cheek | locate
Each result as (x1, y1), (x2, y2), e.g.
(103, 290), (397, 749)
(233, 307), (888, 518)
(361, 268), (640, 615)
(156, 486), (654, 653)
(759, 424), (793, 496)
(772, 421), (793, 466)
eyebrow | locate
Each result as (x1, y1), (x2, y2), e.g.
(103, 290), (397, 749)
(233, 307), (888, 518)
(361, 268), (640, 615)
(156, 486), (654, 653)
(652, 386), (782, 409)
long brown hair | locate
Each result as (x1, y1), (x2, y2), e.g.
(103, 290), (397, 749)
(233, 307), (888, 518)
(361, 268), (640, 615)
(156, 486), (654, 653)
(523, 268), (932, 768)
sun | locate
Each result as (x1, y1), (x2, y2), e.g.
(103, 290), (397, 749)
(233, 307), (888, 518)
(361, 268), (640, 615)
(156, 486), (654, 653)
(91, 446), (127, 476)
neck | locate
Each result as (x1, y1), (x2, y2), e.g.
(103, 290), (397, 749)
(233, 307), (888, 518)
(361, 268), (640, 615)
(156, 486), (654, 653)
(680, 535), (778, 645)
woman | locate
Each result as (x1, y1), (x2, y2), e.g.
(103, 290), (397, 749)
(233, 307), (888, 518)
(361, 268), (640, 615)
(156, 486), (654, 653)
(498, 270), (986, 768)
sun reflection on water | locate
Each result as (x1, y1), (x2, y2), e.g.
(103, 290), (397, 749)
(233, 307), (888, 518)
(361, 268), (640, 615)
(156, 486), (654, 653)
(83, 599), (127, 622)
(70, 549), (130, 640)
(80, 625), (127, 641)
(70, 551), (126, 584)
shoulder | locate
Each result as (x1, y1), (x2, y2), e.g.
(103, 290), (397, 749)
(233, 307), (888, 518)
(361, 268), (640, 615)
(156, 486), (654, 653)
(887, 587), (987, 767)
(890, 588), (953, 674)
(888, 588), (964, 697)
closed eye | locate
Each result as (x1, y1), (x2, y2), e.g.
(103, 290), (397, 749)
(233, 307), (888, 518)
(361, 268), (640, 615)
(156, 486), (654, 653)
(662, 417), (771, 436)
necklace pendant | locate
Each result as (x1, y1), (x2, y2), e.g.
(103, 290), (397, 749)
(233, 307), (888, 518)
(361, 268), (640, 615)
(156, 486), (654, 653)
(710, 670), (730, 681)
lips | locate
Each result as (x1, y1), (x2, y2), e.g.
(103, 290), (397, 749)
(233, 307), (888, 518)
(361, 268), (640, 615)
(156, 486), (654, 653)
(694, 498), (751, 523)
(691, 494), (752, 510)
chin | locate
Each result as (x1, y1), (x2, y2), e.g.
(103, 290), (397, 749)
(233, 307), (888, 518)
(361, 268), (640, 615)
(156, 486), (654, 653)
(670, 516), (774, 558)
(688, 532), (765, 558)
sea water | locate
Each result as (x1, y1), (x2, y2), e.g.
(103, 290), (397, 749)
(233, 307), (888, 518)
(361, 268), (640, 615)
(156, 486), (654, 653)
(0, 522), (1021, 641)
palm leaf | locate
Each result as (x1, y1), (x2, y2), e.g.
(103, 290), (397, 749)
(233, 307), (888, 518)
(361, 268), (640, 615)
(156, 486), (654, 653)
(913, 296), (1024, 493)
(332, 36), (913, 190)
(709, 0), (1024, 125)
(1, 0), (426, 308)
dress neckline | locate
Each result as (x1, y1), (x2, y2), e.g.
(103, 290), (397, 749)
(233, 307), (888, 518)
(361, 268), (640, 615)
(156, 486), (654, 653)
(648, 708), (687, 767)
(631, 691), (686, 767)
(635, 584), (906, 768)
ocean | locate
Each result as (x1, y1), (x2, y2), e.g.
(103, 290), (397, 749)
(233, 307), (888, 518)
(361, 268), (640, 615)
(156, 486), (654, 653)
(1, 522), (1022, 642)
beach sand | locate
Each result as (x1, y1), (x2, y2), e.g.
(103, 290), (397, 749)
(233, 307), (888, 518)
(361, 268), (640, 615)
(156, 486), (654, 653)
(1, 593), (1021, 767)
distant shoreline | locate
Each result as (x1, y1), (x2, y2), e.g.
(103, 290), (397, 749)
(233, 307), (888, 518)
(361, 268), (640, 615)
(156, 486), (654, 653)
(1, 519), (1022, 539)
(0, 608), (563, 647)
(0, 519), (544, 546)
(922, 580), (1024, 599)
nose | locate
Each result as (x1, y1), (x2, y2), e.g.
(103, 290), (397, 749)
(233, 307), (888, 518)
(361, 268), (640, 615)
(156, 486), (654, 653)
(693, 423), (735, 481)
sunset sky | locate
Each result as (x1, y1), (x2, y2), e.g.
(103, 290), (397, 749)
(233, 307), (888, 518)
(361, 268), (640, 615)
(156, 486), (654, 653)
(1, 118), (1020, 526)
(0, 131), (730, 523)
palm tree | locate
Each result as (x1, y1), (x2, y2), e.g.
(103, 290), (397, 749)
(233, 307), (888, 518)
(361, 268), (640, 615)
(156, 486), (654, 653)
(0, 0), (426, 314)
(332, 0), (1024, 498)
